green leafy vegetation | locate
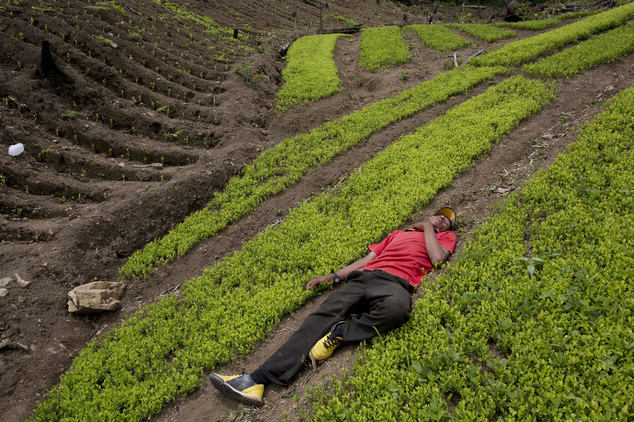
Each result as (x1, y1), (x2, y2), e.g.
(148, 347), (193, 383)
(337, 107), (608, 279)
(234, 62), (258, 84)
(83, 5), (112, 13)
(120, 66), (507, 279)
(308, 80), (634, 422)
(497, 10), (601, 31)
(276, 34), (349, 112)
(107, 1), (126, 15)
(329, 14), (358, 25)
(447, 23), (516, 42)
(560, 10), (602, 20)
(94, 34), (118, 48)
(31, 6), (56, 13)
(151, 0), (246, 43)
(359, 26), (411, 72)
(32, 76), (552, 422)
(523, 23), (634, 79)
(60, 110), (78, 120)
(473, 2), (634, 66)
(497, 16), (565, 31)
(405, 24), (471, 53)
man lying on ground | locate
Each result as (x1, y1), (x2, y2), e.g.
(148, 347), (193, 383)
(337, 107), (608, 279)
(210, 207), (458, 406)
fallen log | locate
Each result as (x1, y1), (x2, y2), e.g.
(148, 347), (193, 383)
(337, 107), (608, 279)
(462, 48), (485, 66)
(322, 24), (363, 34)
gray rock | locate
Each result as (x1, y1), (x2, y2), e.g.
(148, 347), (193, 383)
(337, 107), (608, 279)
(0, 277), (13, 287)
(15, 274), (30, 287)
(0, 288), (7, 297)
(67, 281), (126, 314)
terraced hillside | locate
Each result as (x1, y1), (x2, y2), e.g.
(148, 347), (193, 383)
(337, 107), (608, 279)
(0, 0), (632, 421)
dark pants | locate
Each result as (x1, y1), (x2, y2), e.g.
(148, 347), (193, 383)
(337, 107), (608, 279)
(259, 270), (412, 385)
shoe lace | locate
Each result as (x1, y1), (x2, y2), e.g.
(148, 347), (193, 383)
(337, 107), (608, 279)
(323, 333), (342, 349)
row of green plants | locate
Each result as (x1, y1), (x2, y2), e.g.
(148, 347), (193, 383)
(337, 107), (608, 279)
(275, 34), (349, 112)
(151, 0), (245, 43)
(309, 81), (634, 422)
(329, 14), (359, 26)
(497, 9), (601, 31)
(31, 75), (554, 422)
(359, 26), (411, 72)
(120, 65), (508, 279)
(472, 2), (634, 67)
(405, 24), (470, 52)
(523, 22), (634, 79)
(446, 23), (517, 43)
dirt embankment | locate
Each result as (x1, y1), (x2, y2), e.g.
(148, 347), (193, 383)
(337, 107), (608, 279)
(0, 0), (628, 421)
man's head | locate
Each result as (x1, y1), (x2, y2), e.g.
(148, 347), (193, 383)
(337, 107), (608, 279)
(431, 207), (456, 232)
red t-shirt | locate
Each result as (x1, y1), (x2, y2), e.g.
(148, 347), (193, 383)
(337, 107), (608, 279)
(362, 229), (456, 290)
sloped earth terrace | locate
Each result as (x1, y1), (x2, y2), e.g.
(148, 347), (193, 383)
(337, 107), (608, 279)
(0, 0), (632, 421)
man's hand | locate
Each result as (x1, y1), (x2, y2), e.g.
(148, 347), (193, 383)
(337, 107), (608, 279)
(306, 274), (334, 290)
(414, 220), (451, 265)
(305, 252), (378, 290)
(412, 221), (435, 233)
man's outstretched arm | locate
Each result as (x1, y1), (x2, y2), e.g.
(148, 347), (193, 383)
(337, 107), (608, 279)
(306, 252), (378, 290)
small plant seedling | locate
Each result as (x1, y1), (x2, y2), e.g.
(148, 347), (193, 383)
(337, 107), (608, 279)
(235, 62), (254, 84)
(61, 110), (78, 120)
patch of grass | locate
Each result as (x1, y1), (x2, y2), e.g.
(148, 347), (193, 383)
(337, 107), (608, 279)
(405, 24), (470, 53)
(329, 14), (358, 26)
(446, 23), (516, 43)
(473, 2), (634, 66)
(523, 23), (634, 79)
(359, 26), (411, 72)
(276, 34), (350, 112)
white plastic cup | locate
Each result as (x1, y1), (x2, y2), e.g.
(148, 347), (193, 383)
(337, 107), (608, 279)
(8, 143), (24, 156)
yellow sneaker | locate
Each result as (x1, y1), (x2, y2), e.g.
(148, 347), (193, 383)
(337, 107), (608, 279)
(309, 322), (345, 362)
(209, 373), (264, 406)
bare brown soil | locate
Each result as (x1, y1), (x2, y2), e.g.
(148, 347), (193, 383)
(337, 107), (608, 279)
(0, 0), (630, 421)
